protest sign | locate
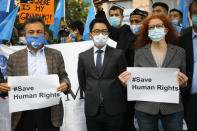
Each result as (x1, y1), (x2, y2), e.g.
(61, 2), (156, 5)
(19, 0), (54, 25)
(8, 74), (60, 113)
(127, 67), (180, 103)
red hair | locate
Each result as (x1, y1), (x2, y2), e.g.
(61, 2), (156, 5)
(134, 14), (179, 50)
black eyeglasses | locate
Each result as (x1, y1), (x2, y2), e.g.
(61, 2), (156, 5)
(148, 24), (164, 30)
(92, 29), (109, 35)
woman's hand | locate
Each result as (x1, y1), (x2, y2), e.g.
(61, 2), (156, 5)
(178, 72), (188, 88)
(118, 71), (131, 87)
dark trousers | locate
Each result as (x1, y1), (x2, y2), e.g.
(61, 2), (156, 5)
(126, 101), (136, 131)
(14, 107), (59, 131)
(136, 111), (183, 131)
(86, 106), (125, 131)
(185, 95), (197, 131)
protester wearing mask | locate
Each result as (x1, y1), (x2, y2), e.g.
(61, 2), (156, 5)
(0, 16), (71, 131)
(18, 28), (27, 45)
(66, 21), (84, 43)
(94, 1), (133, 66)
(152, 2), (169, 15)
(169, 9), (183, 34)
(58, 28), (69, 43)
(179, 0), (197, 130)
(78, 18), (127, 131)
(130, 8), (148, 34)
(119, 14), (188, 131)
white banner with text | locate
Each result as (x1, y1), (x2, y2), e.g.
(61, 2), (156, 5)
(8, 74), (61, 113)
(127, 67), (180, 103)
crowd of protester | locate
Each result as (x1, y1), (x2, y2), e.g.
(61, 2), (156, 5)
(0, 0), (197, 131)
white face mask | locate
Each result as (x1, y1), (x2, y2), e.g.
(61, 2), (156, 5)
(130, 25), (142, 34)
(93, 34), (108, 47)
(19, 37), (27, 45)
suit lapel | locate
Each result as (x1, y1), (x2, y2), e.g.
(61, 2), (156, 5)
(187, 28), (194, 69)
(101, 46), (112, 76)
(22, 49), (28, 76)
(162, 44), (177, 67)
(44, 47), (53, 74)
(88, 47), (99, 75)
(143, 44), (157, 67)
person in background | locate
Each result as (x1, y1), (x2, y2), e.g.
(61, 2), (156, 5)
(169, 8), (183, 33)
(130, 8), (148, 35)
(66, 21), (84, 43)
(119, 14), (188, 131)
(18, 27), (27, 45)
(179, 0), (197, 130)
(152, 2), (169, 15)
(108, 5), (124, 28)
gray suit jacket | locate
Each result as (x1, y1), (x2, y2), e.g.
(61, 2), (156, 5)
(134, 44), (186, 115)
(7, 47), (71, 131)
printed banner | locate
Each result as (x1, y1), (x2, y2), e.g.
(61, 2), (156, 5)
(127, 67), (180, 103)
(8, 74), (60, 113)
(19, 0), (54, 25)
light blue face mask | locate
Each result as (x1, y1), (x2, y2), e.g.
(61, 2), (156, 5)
(69, 34), (76, 42)
(171, 19), (179, 26)
(192, 15), (197, 26)
(148, 28), (165, 42)
(130, 25), (142, 34)
(26, 34), (45, 48)
(175, 25), (182, 33)
(109, 17), (121, 27)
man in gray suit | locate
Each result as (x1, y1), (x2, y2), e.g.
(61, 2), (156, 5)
(77, 18), (127, 131)
(0, 17), (70, 131)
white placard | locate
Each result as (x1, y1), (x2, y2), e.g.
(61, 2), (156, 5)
(127, 67), (180, 103)
(8, 74), (61, 113)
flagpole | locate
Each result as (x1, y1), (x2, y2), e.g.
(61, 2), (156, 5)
(64, 0), (66, 21)
(6, 0), (11, 13)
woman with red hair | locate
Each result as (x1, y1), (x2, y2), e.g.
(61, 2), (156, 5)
(118, 14), (188, 131)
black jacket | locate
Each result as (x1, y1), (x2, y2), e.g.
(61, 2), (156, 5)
(78, 46), (127, 116)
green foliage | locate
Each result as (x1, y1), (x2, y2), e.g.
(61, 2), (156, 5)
(65, 0), (90, 24)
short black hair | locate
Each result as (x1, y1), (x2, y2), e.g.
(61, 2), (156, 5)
(24, 16), (45, 31)
(170, 8), (183, 18)
(68, 21), (84, 36)
(189, 0), (197, 13)
(89, 18), (111, 33)
(130, 8), (148, 19)
(152, 2), (169, 13)
(109, 6), (124, 16)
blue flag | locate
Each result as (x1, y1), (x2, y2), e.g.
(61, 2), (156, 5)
(49, 0), (65, 39)
(0, 0), (15, 23)
(178, 0), (191, 28)
(83, 0), (96, 41)
(0, 6), (19, 41)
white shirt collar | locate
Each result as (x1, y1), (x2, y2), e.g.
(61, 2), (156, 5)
(94, 45), (107, 54)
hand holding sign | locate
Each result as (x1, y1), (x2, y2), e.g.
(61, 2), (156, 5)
(178, 72), (188, 88)
(57, 82), (68, 92)
(0, 83), (10, 92)
(118, 71), (131, 87)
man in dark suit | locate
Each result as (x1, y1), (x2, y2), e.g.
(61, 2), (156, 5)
(77, 18), (127, 131)
(0, 17), (70, 131)
(179, 0), (197, 130)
